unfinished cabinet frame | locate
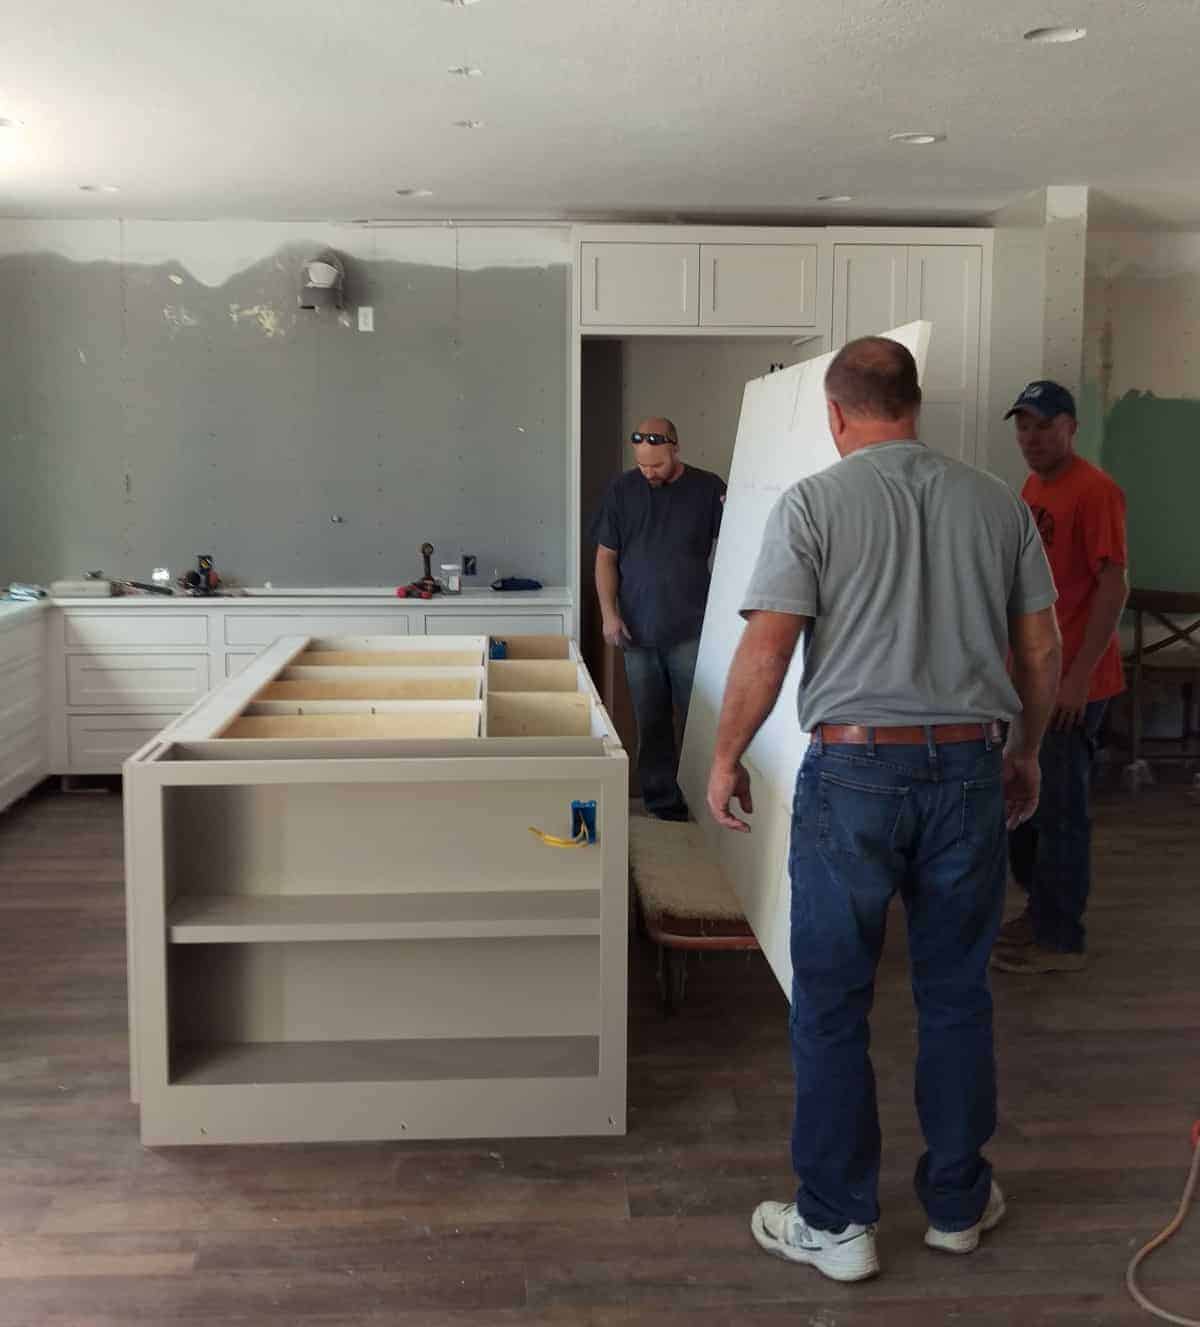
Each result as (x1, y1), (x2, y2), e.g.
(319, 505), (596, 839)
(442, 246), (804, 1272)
(124, 633), (628, 1146)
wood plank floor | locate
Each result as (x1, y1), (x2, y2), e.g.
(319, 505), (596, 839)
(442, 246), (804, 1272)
(0, 779), (1197, 1325)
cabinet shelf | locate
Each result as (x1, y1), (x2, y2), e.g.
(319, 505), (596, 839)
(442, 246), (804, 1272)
(167, 890), (602, 944)
(171, 1035), (600, 1085)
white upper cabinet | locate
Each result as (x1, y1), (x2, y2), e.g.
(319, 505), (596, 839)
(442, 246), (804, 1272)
(904, 245), (983, 465)
(832, 245), (909, 346)
(699, 244), (819, 327)
(580, 243), (699, 326)
(580, 239), (821, 329)
(833, 241), (983, 465)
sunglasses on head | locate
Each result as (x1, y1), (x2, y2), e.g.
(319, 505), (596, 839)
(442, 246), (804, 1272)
(630, 432), (675, 446)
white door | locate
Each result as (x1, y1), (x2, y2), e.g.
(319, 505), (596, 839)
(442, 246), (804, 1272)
(699, 244), (819, 327)
(832, 245), (909, 347)
(579, 243), (700, 327)
(905, 246), (983, 463)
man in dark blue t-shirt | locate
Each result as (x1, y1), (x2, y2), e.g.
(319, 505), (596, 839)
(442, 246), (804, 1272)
(590, 417), (726, 820)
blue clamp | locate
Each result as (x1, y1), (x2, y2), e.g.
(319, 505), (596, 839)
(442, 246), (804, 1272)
(571, 800), (598, 845)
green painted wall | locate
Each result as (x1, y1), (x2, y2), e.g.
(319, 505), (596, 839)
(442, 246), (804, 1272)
(1102, 392), (1200, 592)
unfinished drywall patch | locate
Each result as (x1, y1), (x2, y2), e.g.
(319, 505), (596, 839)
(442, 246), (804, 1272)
(1104, 393), (1200, 591)
(1043, 186), (1088, 392)
(0, 223), (569, 587)
(1080, 227), (1200, 584)
(1084, 229), (1200, 405)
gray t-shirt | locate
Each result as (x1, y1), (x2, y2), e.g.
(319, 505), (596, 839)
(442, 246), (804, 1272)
(741, 441), (1057, 729)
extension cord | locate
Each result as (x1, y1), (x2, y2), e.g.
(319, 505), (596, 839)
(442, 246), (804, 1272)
(1125, 1120), (1200, 1326)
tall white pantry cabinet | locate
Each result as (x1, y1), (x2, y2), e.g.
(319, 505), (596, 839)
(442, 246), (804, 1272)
(123, 632), (628, 1146)
(568, 224), (993, 606)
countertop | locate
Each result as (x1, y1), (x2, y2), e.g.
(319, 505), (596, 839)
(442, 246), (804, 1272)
(49, 587), (572, 609)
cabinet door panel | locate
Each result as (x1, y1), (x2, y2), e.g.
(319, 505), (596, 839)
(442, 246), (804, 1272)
(832, 246), (908, 347)
(68, 714), (177, 771)
(426, 614), (565, 636)
(906, 246), (982, 463)
(65, 613), (208, 648)
(700, 244), (818, 327)
(225, 614), (410, 646)
(580, 244), (699, 326)
(67, 654), (210, 707)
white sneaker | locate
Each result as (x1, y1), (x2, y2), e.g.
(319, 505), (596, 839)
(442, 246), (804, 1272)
(924, 1182), (1007, 1254)
(751, 1202), (880, 1282)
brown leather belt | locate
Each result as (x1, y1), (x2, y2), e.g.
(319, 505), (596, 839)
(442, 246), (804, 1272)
(817, 722), (1004, 747)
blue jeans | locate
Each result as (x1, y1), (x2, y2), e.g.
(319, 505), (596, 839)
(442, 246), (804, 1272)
(622, 638), (699, 815)
(789, 735), (1007, 1233)
(1008, 700), (1108, 954)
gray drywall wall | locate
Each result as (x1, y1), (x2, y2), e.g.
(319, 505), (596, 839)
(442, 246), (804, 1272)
(0, 223), (569, 588)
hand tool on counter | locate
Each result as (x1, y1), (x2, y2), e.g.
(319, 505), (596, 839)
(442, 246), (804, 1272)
(395, 542), (444, 599)
(180, 554), (221, 596)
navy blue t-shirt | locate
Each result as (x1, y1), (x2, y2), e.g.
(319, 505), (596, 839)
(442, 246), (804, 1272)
(590, 465), (726, 648)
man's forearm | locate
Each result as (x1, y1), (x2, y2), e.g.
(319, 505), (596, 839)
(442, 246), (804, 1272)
(595, 556), (621, 620)
(1068, 566), (1129, 682)
(713, 632), (797, 769)
(1010, 643), (1062, 756)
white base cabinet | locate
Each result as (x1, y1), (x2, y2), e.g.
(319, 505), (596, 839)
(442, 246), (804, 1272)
(46, 592), (573, 774)
(0, 609), (48, 813)
(124, 632), (627, 1146)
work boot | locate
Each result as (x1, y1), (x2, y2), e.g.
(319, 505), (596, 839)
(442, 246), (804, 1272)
(991, 946), (1087, 974)
(995, 907), (1034, 948)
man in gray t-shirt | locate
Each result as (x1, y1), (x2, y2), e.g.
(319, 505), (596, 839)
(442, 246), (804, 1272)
(705, 338), (1062, 1285)
(742, 429), (1057, 729)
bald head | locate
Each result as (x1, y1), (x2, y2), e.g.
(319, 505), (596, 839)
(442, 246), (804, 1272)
(635, 416), (678, 442)
(631, 415), (682, 487)
(825, 338), (922, 422)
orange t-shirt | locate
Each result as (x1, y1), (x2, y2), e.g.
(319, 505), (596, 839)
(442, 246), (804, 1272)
(1022, 456), (1128, 701)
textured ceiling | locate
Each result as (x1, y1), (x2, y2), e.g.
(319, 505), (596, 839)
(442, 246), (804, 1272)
(1, 0), (1198, 225)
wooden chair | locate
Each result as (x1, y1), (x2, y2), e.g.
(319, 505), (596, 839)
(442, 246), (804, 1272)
(1121, 588), (1200, 787)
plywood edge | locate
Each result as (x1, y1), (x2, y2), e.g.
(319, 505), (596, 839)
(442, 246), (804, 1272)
(219, 712), (481, 740)
(493, 635), (571, 660)
(245, 700), (485, 718)
(259, 677), (481, 700)
(300, 650), (482, 668)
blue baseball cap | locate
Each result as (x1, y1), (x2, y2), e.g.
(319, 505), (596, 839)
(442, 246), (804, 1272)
(1004, 380), (1077, 420)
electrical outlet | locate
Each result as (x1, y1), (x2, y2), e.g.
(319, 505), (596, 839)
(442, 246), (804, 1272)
(357, 306), (374, 333)
(462, 554), (477, 576)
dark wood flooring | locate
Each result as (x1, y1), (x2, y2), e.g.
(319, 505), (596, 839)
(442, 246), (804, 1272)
(0, 778), (1197, 1325)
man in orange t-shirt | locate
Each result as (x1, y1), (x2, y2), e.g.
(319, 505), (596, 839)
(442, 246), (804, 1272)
(993, 381), (1129, 974)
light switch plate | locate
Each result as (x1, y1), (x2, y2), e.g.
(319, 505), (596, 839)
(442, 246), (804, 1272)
(358, 306), (375, 333)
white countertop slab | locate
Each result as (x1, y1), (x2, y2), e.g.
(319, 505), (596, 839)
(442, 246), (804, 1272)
(50, 587), (572, 609)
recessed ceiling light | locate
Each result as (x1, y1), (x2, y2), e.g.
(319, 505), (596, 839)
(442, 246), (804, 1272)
(453, 119), (484, 129)
(817, 194), (854, 203)
(1024, 25), (1087, 43)
(889, 132), (945, 145)
(395, 188), (435, 197)
(79, 184), (121, 193)
(447, 65), (483, 77)
(442, 0), (482, 7)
